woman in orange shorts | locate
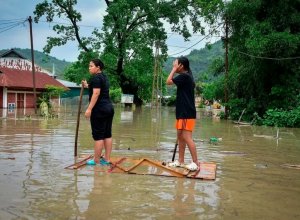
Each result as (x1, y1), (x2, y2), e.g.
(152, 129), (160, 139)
(166, 56), (199, 171)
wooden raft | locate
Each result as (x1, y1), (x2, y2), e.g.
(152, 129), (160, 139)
(65, 155), (217, 180)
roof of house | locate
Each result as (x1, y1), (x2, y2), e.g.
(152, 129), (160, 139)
(0, 67), (67, 90)
(57, 79), (81, 88)
(0, 49), (26, 59)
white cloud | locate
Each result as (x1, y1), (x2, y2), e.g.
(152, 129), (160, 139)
(0, 1), (221, 62)
(76, 0), (107, 27)
(0, 0), (104, 62)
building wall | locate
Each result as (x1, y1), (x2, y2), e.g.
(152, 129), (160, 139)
(25, 93), (35, 108)
(17, 93), (24, 108)
(7, 93), (16, 108)
(1, 88), (61, 109)
(4, 90), (37, 108)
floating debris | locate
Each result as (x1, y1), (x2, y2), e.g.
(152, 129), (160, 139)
(253, 133), (281, 140)
(220, 151), (246, 156)
(280, 164), (300, 170)
(65, 155), (217, 180)
(209, 137), (222, 144)
(0, 157), (15, 160)
(254, 164), (268, 169)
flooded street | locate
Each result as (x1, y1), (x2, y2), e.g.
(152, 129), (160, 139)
(0, 105), (300, 220)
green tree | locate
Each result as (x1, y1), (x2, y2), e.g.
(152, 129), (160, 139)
(34, 0), (224, 105)
(63, 51), (99, 84)
(225, 0), (300, 119)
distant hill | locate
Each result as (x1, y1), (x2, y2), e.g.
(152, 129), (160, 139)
(0, 48), (71, 79)
(164, 40), (224, 80)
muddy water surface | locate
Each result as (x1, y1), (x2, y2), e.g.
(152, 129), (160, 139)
(0, 106), (300, 220)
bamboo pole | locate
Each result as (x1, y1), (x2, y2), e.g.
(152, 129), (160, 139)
(74, 83), (84, 157)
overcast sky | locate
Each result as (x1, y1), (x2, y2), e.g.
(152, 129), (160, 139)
(0, 0), (220, 62)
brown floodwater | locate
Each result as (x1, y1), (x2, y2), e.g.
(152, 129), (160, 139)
(0, 105), (300, 220)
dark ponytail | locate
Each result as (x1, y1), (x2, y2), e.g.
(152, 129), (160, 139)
(177, 56), (195, 86)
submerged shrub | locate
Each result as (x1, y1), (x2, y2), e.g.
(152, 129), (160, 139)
(262, 107), (300, 127)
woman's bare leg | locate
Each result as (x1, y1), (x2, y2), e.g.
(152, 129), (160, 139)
(104, 137), (112, 162)
(181, 130), (199, 165)
(177, 130), (186, 164)
(94, 140), (104, 163)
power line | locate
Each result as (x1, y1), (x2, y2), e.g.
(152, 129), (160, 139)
(1, 17), (101, 29)
(168, 23), (223, 56)
(167, 32), (222, 37)
(0, 20), (25, 26)
(167, 44), (190, 49)
(167, 37), (204, 54)
(0, 22), (20, 30)
(0, 18), (26, 22)
(0, 20), (26, 34)
(237, 50), (300, 60)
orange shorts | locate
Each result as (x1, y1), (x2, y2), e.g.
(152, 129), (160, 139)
(175, 119), (196, 131)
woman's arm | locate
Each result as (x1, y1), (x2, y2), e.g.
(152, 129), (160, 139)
(166, 60), (182, 85)
(85, 88), (100, 118)
(166, 68), (176, 85)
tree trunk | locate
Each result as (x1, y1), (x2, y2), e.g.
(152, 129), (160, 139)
(116, 54), (143, 106)
(119, 74), (143, 106)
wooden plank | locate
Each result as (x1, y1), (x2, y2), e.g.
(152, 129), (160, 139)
(187, 162), (217, 180)
(125, 158), (145, 172)
(65, 156), (217, 180)
(144, 158), (188, 177)
(108, 157), (127, 173)
(64, 155), (93, 170)
(127, 158), (186, 178)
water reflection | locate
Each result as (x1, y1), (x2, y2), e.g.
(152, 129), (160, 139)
(73, 170), (219, 219)
(0, 105), (300, 219)
(171, 179), (219, 219)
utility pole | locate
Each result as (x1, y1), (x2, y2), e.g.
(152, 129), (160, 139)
(28, 16), (37, 114)
(151, 41), (162, 108)
(224, 17), (229, 119)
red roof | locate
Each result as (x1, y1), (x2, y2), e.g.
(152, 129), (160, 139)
(0, 67), (67, 90)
